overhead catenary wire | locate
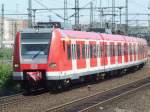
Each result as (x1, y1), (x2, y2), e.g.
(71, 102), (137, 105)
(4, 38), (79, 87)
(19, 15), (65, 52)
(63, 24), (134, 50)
(34, 0), (64, 20)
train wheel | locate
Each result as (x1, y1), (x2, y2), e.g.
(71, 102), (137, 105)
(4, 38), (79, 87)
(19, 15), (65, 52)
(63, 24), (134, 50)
(63, 79), (71, 88)
(94, 74), (101, 81)
(51, 80), (63, 90)
(100, 73), (106, 79)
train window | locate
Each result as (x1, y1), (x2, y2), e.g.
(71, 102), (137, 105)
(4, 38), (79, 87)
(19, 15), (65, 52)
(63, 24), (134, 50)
(77, 44), (80, 59)
(88, 45), (90, 58)
(110, 44), (115, 56)
(85, 45), (87, 58)
(96, 45), (99, 57)
(87, 45), (90, 59)
(82, 44), (85, 59)
(118, 43), (122, 56)
(93, 45), (97, 58)
(104, 44), (107, 57)
(67, 44), (71, 60)
(100, 44), (103, 57)
(124, 43), (128, 55)
(90, 44), (93, 58)
(71, 44), (73, 59)
(129, 44), (132, 55)
(136, 45), (138, 55)
(72, 44), (76, 59)
(107, 45), (110, 57)
(21, 33), (51, 61)
(63, 41), (65, 51)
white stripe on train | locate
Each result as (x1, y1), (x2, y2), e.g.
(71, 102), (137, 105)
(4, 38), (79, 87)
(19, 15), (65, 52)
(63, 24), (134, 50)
(13, 58), (147, 80)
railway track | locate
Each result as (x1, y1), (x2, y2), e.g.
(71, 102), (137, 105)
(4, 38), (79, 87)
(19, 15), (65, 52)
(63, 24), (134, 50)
(0, 69), (150, 112)
(0, 92), (23, 104)
(45, 75), (150, 112)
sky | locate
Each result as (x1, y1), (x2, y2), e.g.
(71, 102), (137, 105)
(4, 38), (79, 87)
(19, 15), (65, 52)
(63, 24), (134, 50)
(0, 0), (150, 26)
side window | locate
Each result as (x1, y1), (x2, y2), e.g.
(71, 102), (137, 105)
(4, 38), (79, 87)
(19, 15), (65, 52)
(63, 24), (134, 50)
(130, 44), (132, 55)
(74, 44), (76, 59)
(71, 44), (74, 59)
(71, 44), (76, 59)
(63, 40), (65, 51)
(93, 44), (97, 58)
(124, 43), (128, 55)
(100, 44), (103, 57)
(82, 44), (85, 59)
(67, 44), (71, 60)
(86, 44), (90, 59)
(110, 43), (115, 56)
(136, 44), (139, 55)
(118, 43), (122, 56)
(104, 44), (107, 57)
(107, 45), (110, 57)
(85, 44), (87, 59)
(90, 44), (93, 58)
(96, 44), (99, 58)
(77, 44), (80, 59)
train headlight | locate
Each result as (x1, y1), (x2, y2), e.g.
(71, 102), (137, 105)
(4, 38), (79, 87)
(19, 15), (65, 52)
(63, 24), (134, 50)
(49, 63), (57, 68)
(14, 64), (19, 68)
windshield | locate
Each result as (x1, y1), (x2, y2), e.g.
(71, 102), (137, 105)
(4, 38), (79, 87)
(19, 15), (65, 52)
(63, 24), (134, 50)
(21, 33), (51, 63)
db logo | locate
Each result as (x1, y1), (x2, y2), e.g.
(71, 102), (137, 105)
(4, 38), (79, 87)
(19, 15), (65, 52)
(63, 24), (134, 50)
(31, 64), (38, 69)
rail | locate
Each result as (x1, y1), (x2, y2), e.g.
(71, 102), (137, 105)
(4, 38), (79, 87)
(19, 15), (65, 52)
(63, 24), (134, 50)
(45, 75), (150, 112)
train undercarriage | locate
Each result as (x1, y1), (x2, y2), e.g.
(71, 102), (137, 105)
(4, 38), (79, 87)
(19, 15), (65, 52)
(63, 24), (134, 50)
(20, 63), (145, 93)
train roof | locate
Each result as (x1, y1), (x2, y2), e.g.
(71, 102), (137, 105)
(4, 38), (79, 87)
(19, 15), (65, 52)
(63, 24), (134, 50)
(20, 28), (52, 33)
(101, 33), (125, 41)
(61, 29), (147, 43)
(19, 28), (147, 45)
(61, 29), (103, 40)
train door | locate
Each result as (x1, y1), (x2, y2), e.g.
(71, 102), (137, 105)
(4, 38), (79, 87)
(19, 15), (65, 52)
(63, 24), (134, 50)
(129, 43), (133, 62)
(85, 41), (90, 70)
(99, 41), (105, 71)
(136, 43), (138, 61)
(142, 45), (144, 59)
(134, 44), (136, 61)
(65, 40), (72, 71)
(122, 42), (124, 64)
(138, 44), (140, 60)
(110, 42), (115, 64)
(89, 41), (97, 67)
(104, 42), (108, 66)
(71, 41), (77, 74)
(96, 41), (100, 67)
(76, 41), (86, 69)
(100, 42), (104, 66)
(124, 43), (128, 63)
(118, 43), (122, 64)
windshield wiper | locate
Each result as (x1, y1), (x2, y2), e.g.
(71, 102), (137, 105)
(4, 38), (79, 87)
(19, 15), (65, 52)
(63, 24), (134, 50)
(32, 47), (46, 59)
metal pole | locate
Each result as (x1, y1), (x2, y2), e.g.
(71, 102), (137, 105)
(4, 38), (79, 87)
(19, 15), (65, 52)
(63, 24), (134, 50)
(1, 4), (4, 48)
(99, 0), (102, 28)
(33, 9), (36, 26)
(90, 2), (94, 28)
(112, 0), (115, 32)
(28, 0), (32, 28)
(75, 0), (79, 29)
(119, 7), (123, 29)
(148, 0), (150, 30)
(64, 0), (68, 25)
(125, 0), (128, 35)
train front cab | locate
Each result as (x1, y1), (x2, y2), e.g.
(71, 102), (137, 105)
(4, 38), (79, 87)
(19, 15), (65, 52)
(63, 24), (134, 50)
(13, 28), (53, 92)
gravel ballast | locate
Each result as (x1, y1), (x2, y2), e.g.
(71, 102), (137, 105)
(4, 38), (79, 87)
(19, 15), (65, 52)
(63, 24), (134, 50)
(2, 61), (150, 112)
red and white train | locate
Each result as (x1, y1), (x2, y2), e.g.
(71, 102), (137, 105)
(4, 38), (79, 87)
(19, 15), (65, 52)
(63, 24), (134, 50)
(13, 28), (148, 91)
